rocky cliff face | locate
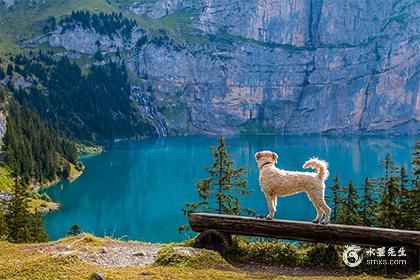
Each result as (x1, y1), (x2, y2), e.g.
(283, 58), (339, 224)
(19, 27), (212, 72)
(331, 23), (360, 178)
(32, 0), (420, 135)
(0, 108), (6, 148)
(0, 88), (7, 149)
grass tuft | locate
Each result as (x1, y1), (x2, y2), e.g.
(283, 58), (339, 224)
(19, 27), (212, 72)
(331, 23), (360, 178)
(0, 165), (14, 192)
(155, 245), (230, 269)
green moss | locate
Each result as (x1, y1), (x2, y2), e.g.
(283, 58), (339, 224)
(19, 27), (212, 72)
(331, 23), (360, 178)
(228, 237), (302, 265)
(156, 245), (229, 269)
(156, 246), (190, 265)
(302, 243), (342, 268)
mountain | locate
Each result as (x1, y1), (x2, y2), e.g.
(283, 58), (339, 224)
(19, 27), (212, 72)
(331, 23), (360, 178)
(0, 0), (418, 140)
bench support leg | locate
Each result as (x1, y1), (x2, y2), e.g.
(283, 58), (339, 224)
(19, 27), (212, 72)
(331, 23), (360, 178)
(194, 229), (232, 257)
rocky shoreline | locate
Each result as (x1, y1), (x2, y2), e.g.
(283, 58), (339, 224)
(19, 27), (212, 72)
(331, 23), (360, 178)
(0, 146), (102, 214)
(0, 191), (59, 214)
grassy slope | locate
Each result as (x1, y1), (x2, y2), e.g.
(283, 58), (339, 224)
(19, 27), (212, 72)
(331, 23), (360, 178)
(0, 164), (13, 192)
(0, 235), (394, 280)
(0, 0), (208, 62)
(0, 0), (118, 60)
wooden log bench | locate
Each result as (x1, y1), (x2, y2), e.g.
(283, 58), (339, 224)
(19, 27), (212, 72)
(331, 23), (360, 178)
(189, 213), (420, 269)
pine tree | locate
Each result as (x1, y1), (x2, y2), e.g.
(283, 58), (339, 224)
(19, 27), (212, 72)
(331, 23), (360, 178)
(382, 153), (396, 180)
(5, 178), (32, 243)
(179, 136), (254, 231)
(341, 181), (360, 225)
(0, 209), (7, 238)
(6, 64), (13, 76)
(3, 98), (78, 183)
(5, 178), (47, 243)
(0, 67), (5, 80)
(408, 141), (420, 230)
(328, 174), (341, 223)
(27, 212), (48, 243)
(412, 140), (420, 178)
(359, 177), (376, 226)
(94, 50), (103, 61)
(377, 154), (400, 228)
(67, 224), (82, 236)
(397, 167), (411, 229)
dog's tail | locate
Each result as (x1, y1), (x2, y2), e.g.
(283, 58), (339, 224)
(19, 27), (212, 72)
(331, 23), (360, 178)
(303, 157), (329, 181)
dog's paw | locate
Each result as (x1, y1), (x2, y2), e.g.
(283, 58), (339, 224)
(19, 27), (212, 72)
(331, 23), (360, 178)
(312, 219), (320, 224)
(265, 215), (273, 220)
(321, 220), (329, 225)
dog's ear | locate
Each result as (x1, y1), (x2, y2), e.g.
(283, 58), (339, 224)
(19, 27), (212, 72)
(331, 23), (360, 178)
(272, 152), (278, 163)
(255, 152), (261, 160)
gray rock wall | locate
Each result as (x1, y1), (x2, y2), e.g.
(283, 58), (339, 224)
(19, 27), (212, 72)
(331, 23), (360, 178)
(0, 108), (6, 148)
(0, 89), (7, 149)
(35, 0), (420, 135)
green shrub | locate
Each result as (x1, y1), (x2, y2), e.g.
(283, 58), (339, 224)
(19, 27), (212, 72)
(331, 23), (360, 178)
(155, 245), (228, 269)
(156, 246), (189, 265)
(228, 237), (302, 265)
(180, 237), (195, 247)
(302, 243), (341, 267)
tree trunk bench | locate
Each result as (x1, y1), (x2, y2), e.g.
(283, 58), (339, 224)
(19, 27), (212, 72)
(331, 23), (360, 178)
(189, 213), (420, 270)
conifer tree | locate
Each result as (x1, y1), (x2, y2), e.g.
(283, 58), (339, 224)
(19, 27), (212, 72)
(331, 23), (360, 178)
(382, 153), (397, 180)
(412, 140), (420, 178)
(5, 178), (32, 243)
(408, 141), (420, 230)
(67, 224), (82, 236)
(359, 177), (376, 226)
(27, 212), (48, 243)
(0, 67), (5, 80)
(377, 154), (400, 228)
(0, 209), (7, 238)
(94, 50), (104, 61)
(6, 64), (13, 76)
(5, 178), (47, 243)
(179, 136), (254, 231)
(328, 174), (341, 223)
(397, 167), (410, 228)
(341, 181), (360, 225)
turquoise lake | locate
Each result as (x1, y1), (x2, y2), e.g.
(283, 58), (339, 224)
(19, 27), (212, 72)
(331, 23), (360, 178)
(43, 135), (416, 242)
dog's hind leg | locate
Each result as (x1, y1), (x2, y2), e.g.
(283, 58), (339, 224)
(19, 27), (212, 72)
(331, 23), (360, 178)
(306, 191), (323, 223)
(320, 199), (331, 224)
(312, 201), (324, 224)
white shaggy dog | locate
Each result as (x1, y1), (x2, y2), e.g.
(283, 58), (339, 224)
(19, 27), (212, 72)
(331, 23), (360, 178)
(255, 151), (331, 224)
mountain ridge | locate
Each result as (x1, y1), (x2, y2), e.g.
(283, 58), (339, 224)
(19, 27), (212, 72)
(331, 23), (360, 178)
(0, 0), (418, 138)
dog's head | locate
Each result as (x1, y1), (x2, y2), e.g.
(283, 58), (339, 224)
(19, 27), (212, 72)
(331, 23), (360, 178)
(254, 151), (278, 165)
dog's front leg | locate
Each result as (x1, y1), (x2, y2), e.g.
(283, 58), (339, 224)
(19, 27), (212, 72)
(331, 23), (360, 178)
(264, 194), (276, 220)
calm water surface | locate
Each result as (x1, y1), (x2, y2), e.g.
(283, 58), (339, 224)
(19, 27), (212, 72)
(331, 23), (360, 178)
(43, 135), (416, 242)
